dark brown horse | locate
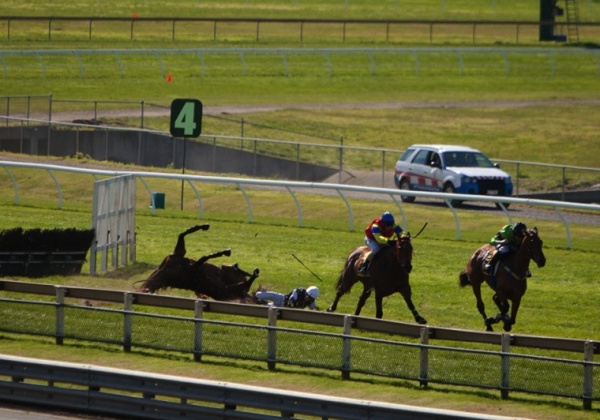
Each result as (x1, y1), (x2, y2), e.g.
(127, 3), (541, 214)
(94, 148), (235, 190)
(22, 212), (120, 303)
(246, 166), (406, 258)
(459, 227), (546, 332)
(327, 234), (427, 323)
(137, 225), (260, 301)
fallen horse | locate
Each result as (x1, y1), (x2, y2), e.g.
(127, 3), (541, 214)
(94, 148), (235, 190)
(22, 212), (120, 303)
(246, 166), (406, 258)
(136, 225), (260, 301)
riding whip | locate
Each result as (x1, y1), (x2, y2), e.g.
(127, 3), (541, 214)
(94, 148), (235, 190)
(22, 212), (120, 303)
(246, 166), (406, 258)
(413, 222), (428, 239)
(291, 254), (324, 282)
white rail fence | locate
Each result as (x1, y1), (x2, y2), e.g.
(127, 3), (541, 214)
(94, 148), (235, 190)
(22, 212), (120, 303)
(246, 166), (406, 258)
(1, 161), (599, 250)
(0, 280), (598, 411)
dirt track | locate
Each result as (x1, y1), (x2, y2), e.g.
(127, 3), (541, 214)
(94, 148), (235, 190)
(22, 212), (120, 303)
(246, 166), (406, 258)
(44, 98), (600, 122)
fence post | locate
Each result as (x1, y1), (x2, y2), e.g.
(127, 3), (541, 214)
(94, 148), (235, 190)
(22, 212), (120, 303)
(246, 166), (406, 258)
(123, 292), (133, 352)
(583, 340), (594, 410)
(55, 286), (66, 345)
(501, 334), (511, 399)
(267, 307), (278, 370)
(194, 300), (204, 362)
(341, 315), (352, 379)
(419, 326), (429, 387)
(338, 136), (343, 183)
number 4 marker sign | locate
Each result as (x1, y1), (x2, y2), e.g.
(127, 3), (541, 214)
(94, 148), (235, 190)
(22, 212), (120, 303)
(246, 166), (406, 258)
(170, 99), (202, 137)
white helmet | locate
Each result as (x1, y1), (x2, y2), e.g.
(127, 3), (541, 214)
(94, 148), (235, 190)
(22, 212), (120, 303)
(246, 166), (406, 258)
(306, 286), (320, 299)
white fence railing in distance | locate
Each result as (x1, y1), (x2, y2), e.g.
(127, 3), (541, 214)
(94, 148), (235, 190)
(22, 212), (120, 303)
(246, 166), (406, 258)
(2, 113), (600, 198)
(1, 161), (599, 250)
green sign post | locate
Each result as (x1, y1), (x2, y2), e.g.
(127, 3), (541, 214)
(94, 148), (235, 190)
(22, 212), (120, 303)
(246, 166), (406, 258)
(170, 99), (203, 209)
(170, 98), (202, 138)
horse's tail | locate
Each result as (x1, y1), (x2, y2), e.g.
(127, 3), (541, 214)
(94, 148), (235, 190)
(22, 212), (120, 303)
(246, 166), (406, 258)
(458, 270), (471, 288)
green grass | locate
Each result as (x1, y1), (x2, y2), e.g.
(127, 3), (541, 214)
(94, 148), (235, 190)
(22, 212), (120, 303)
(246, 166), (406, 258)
(1, 0), (595, 21)
(1, 1), (600, 418)
(1, 176), (599, 419)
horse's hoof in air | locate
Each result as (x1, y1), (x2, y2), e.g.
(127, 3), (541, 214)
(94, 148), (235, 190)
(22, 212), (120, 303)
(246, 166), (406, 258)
(415, 316), (427, 325)
(253, 268), (260, 277)
(200, 224), (210, 231)
(224, 248), (232, 257)
(326, 307), (334, 313)
(186, 224), (209, 234)
(486, 325), (494, 332)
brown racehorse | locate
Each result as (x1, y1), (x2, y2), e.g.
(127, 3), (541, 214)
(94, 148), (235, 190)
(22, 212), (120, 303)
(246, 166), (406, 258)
(137, 225), (260, 301)
(459, 228), (546, 332)
(327, 234), (427, 323)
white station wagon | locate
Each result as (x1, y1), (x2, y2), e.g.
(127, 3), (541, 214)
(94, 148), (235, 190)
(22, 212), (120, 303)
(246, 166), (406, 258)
(393, 144), (513, 207)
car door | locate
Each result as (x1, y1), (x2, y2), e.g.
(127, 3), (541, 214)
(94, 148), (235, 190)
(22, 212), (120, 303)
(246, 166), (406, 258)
(409, 149), (442, 192)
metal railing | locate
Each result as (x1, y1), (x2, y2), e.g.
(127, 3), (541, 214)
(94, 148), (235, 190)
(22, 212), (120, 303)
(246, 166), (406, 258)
(0, 280), (598, 410)
(1, 160), (599, 249)
(0, 355), (520, 420)
(1, 16), (599, 44)
(1, 47), (599, 80)
(2, 111), (600, 200)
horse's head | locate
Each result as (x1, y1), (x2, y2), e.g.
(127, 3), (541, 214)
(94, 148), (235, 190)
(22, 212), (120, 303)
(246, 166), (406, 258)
(218, 263), (261, 299)
(395, 233), (413, 273)
(522, 227), (546, 268)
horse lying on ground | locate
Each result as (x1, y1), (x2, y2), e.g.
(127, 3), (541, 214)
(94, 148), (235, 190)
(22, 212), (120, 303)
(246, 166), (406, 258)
(459, 227), (546, 332)
(136, 225), (260, 302)
(327, 233), (427, 323)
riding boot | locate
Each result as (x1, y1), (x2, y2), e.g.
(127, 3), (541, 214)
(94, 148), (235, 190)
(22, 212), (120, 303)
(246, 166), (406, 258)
(484, 253), (499, 275)
(358, 259), (370, 276)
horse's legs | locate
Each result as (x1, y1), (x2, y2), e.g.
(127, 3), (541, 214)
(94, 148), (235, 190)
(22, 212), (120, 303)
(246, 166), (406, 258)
(327, 270), (359, 313)
(173, 224), (210, 256)
(192, 248), (232, 267)
(327, 291), (343, 313)
(471, 281), (496, 331)
(398, 283), (427, 324)
(354, 285), (373, 316)
(374, 293), (384, 319)
(502, 296), (521, 332)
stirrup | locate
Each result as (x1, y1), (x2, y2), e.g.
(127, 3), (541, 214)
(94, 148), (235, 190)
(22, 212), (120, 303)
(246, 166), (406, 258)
(358, 262), (369, 276)
(483, 264), (492, 274)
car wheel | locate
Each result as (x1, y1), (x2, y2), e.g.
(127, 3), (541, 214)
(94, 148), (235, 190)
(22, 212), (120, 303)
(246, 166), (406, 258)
(399, 178), (415, 203)
(443, 183), (462, 206)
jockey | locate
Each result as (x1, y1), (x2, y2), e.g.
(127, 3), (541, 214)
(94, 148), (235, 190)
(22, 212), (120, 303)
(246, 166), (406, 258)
(358, 211), (403, 276)
(255, 286), (320, 309)
(484, 222), (529, 276)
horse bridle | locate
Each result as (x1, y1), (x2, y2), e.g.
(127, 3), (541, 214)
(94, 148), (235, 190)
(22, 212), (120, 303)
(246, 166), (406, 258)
(396, 236), (413, 273)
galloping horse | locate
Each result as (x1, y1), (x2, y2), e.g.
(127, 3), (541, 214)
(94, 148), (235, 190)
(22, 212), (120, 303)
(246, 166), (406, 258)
(327, 234), (427, 323)
(459, 227), (546, 332)
(137, 225), (260, 301)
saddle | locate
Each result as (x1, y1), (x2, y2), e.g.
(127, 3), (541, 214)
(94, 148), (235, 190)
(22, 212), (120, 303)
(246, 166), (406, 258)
(482, 248), (498, 277)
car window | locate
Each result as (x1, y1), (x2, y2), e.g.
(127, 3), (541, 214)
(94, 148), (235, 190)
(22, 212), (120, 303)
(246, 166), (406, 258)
(412, 149), (430, 165)
(398, 148), (415, 162)
(441, 152), (457, 166)
(442, 151), (496, 168)
(473, 153), (495, 168)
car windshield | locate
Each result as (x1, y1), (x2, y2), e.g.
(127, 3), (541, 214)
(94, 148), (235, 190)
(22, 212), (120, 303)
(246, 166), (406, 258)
(399, 148), (415, 162)
(441, 151), (495, 168)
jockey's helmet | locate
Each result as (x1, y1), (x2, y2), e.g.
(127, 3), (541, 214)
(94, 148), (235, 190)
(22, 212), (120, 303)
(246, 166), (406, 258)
(513, 222), (527, 237)
(381, 211), (395, 226)
(306, 286), (320, 300)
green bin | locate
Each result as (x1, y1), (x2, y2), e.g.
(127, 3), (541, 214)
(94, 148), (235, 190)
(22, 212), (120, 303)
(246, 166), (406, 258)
(151, 192), (165, 209)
